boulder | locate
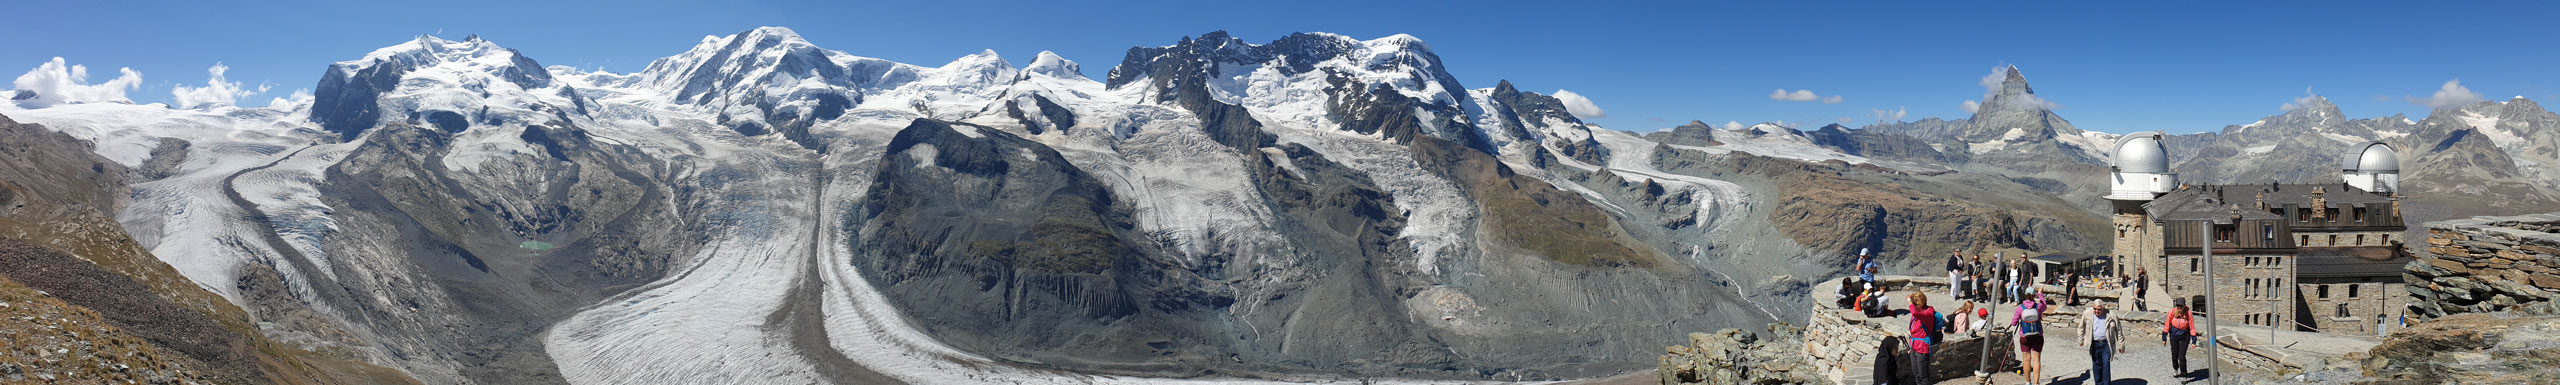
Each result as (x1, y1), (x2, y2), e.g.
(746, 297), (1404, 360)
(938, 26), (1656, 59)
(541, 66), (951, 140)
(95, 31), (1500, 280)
(2362, 314), (2560, 384)
(1659, 324), (1819, 385)
(2487, 279), (2548, 301)
(2435, 277), (2487, 302)
(2407, 261), (2454, 279)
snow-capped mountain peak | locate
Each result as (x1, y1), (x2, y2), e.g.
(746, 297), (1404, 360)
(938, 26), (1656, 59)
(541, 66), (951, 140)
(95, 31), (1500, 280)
(311, 34), (560, 139)
(1024, 51), (1082, 79)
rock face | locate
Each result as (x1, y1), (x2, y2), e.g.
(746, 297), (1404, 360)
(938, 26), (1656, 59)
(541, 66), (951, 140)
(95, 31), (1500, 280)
(2357, 313), (2560, 384)
(854, 118), (1234, 369)
(1797, 124), (1962, 164)
(2167, 96), (2560, 235)
(0, 29), (2150, 383)
(0, 114), (417, 384)
(1867, 66), (2105, 169)
(2406, 214), (2560, 318)
(1657, 325), (1819, 385)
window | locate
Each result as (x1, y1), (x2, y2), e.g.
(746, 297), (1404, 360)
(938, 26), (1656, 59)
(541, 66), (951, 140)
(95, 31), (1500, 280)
(2265, 225), (2277, 242)
(2319, 285), (2330, 299)
(2383, 234), (2392, 244)
(2325, 208), (2340, 220)
(2329, 234), (2339, 245)
(2247, 278), (2259, 298)
(2349, 284), (2359, 298)
(2301, 235), (2312, 245)
(2191, 257), (2201, 273)
(2357, 234), (2367, 245)
(2217, 225), (2236, 242)
(2298, 208), (2311, 221)
(2354, 207), (2366, 222)
(2338, 303), (2351, 318)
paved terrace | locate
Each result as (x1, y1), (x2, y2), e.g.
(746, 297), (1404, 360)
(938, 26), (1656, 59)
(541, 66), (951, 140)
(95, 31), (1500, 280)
(1808, 276), (2380, 385)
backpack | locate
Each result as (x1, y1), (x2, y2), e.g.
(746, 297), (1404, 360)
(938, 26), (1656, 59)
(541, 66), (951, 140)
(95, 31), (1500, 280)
(2018, 305), (2044, 336)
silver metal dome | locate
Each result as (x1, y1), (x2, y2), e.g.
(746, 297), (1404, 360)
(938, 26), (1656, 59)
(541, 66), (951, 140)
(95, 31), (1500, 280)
(2346, 142), (2399, 172)
(2112, 132), (2170, 174)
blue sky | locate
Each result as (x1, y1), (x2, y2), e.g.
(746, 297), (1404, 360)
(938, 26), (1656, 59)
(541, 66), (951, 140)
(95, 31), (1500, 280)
(7, 0), (2554, 134)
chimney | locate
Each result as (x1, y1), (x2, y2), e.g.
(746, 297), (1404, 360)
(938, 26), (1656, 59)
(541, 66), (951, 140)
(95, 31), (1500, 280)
(2311, 187), (2328, 219)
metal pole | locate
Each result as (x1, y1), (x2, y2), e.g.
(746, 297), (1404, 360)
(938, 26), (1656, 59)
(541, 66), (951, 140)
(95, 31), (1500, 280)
(2203, 224), (2219, 385)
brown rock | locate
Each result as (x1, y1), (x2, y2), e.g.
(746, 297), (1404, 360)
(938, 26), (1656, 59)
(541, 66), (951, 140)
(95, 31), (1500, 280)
(2533, 274), (2560, 291)
(2431, 246), (2474, 258)
(2430, 237), (2455, 246)
(2522, 245), (2560, 256)
(2431, 258), (2473, 274)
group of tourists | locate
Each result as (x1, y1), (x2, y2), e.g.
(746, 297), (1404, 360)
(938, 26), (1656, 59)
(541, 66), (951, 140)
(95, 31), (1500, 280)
(1854, 249), (2202, 385)
(1939, 250), (2046, 307)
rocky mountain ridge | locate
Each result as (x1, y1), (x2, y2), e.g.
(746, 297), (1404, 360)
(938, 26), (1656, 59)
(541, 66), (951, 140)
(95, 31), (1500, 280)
(8, 28), (2526, 385)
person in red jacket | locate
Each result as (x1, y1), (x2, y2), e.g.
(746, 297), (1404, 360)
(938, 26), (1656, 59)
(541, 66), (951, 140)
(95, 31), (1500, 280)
(1907, 292), (1939, 384)
(2164, 298), (2198, 378)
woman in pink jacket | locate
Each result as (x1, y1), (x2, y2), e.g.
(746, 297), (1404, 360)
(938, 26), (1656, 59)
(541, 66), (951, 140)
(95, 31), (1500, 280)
(1907, 292), (1939, 384)
(2013, 292), (2049, 384)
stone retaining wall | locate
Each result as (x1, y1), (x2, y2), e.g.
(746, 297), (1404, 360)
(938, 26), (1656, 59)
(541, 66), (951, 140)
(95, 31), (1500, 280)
(1804, 276), (2015, 384)
(2408, 213), (2560, 318)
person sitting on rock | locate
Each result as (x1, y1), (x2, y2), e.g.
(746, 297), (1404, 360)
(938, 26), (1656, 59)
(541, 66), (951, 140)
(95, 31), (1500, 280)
(1950, 301), (1977, 334)
(1837, 277), (1861, 309)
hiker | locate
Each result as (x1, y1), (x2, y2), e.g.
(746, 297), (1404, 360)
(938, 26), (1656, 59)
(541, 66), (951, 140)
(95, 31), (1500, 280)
(1996, 256), (2017, 302)
(1856, 248), (1879, 288)
(1837, 277), (1861, 309)
(1843, 277), (1863, 309)
(1874, 335), (1904, 385)
(2134, 268), (2151, 312)
(2066, 271), (2081, 306)
(2083, 302), (2123, 385)
(2165, 298), (2197, 378)
(2014, 292), (2050, 384)
(1907, 292), (1940, 385)
(1947, 250), (1965, 302)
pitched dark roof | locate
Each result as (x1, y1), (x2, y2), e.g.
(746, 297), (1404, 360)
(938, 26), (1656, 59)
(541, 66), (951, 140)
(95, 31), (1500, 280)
(2144, 183), (2392, 221)
(2296, 247), (2411, 279)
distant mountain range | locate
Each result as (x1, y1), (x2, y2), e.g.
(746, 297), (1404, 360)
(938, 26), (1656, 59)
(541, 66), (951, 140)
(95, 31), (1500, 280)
(0, 28), (2544, 384)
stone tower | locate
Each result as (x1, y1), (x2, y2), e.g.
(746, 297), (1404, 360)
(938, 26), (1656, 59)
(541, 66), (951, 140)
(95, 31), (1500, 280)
(2107, 132), (2176, 279)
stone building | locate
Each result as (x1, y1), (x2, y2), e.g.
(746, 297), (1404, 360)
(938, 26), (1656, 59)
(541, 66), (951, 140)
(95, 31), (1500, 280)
(2104, 137), (2411, 335)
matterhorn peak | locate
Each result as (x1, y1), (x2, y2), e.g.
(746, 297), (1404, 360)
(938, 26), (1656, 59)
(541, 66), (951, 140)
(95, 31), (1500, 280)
(1994, 66), (2033, 98)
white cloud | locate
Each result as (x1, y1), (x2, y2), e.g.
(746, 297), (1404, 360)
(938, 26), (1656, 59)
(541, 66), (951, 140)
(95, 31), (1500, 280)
(1871, 106), (1908, 122)
(2279, 87), (2323, 111)
(1552, 89), (1605, 118)
(1822, 95), (1843, 104)
(2406, 79), (2484, 109)
(267, 88), (312, 108)
(171, 63), (270, 110)
(1722, 121), (1744, 130)
(1960, 100), (1981, 113)
(1769, 89), (1821, 102)
(10, 57), (143, 108)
